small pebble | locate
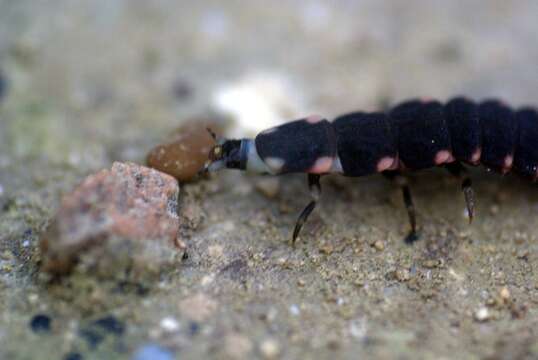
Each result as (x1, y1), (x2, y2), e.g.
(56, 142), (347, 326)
(319, 243), (334, 255)
(200, 274), (215, 286)
(159, 317), (180, 332)
(373, 240), (385, 251)
(132, 344), (174, 360)
(27, 293), (39, 304)
(289, 304), (300, 316)
(255, 178), (280, 199)
(474, 307), (491, 322)
(189, 321), (200, 336)
(40, 162), (183, 277)
(499, 287), (511, 302)
(422, 259), (440, 269)
(260, 338), (280, 359)
(395, 268), (410, 282)
(30, 314), (51, 333)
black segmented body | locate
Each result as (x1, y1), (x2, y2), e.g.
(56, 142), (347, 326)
(208, 96), (538, 243)
(255, 97), (538, 180)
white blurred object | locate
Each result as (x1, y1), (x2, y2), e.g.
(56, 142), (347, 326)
(200, 9), (230, 40)
(212, 71), (307, 137)
(159, 317), (180, 332)
(301, 2), (332, 32)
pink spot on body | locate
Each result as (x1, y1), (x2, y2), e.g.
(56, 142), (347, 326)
(306, 115), (324, 124)
(501, 154), (513, 174)
(376, 156), (398, 172)
(308, 156), (333, 174)
(470, 148), (481, 165)
(434, 150), (455, 165)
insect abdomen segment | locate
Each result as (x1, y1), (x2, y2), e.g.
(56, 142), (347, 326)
(333, 112), (397, 176)
(390, 100), (452, 170)
(444, 97), (481, 164)
(478, 100), (518, 173)
(255, 116), (337, 174)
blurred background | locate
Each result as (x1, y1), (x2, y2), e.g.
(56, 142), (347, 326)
(1, 0), (538, 171)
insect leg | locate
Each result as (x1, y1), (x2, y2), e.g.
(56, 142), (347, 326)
(445, 162), (475, 223)
(383, 171), (418, 243)
(292, 174), (321, 246)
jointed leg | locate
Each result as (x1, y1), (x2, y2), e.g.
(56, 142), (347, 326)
(292, 174), (321, 245)
(384, 171), (418, 243)
(445, 162), (475, 223)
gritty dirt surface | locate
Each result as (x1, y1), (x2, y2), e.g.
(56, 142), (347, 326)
(1, 1), (538, 359)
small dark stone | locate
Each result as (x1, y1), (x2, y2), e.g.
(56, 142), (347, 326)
(79, 328), (104, 349)
(404, 232), (419, 244)
(189, 321), (199, 336)
(134, 173), (144, 187)
(1, 197), (16, 212)
(30, 314), (51, 333)
(136, 285), (150, 296)
(64, 352), (83, 360)
(93, 315), (125, 335)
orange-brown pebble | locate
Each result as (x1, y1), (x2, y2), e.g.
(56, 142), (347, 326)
(147, 119), (220, 182)
(40, 162), (183, 276)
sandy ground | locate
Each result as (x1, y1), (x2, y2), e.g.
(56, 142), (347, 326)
(1, 1), (538, 359)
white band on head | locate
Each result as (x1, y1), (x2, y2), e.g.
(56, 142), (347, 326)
(244, 140), (274, 174)
(330, 156), (343, 173)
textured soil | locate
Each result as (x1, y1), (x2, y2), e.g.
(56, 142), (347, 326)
(1, 1), (537, 359)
